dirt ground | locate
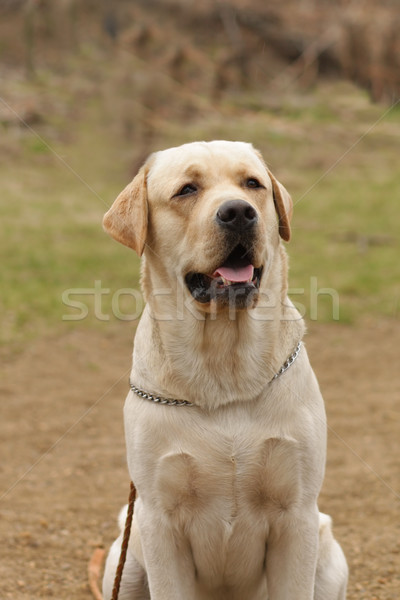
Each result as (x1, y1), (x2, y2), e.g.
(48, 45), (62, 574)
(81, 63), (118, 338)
(0, 319), (399, 599)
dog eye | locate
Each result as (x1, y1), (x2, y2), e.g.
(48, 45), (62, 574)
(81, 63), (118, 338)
(245, 178), (263, 189)
(175, 184), (197, 197)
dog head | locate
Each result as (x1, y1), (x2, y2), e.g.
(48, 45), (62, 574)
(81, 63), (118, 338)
(103, 141), (292, 311)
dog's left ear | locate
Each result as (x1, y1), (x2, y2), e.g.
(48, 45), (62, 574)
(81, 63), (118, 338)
(103, 165), (148, 256)
(268, 170), (293, 242)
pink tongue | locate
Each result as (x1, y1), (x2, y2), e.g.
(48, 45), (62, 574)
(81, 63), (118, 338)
(214, 264), (254, 283)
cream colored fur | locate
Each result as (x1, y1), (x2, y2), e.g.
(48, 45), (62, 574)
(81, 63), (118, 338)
(102, 141), (348, 600)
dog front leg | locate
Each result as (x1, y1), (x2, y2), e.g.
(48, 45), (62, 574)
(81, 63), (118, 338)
(265, 509), (319, 600)
(137, 508), (197, 600)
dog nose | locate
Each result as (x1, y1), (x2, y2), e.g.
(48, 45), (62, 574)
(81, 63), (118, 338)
(216, 200), (258, 231)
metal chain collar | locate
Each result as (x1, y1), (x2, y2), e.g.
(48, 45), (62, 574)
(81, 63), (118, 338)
(129, 341), (302, 407)
(129, 384), (194, 407)
(271, 340), (302, 380)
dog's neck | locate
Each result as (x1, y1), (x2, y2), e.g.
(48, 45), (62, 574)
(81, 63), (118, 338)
(132, 246), (304, 410)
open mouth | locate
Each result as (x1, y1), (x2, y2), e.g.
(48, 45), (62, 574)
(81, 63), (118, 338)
(185, 244), (263, 306)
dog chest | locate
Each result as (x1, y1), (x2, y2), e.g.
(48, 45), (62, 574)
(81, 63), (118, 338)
(151, 432), (302, 589)
(124, 392), (322, 589)
(154, 429), (302, 527)
(125, 398), (307, 524)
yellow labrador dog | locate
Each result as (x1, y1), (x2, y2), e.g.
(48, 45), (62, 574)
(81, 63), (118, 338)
(102, 141), (348, 600)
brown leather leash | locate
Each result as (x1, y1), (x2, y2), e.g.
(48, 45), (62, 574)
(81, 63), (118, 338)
(111, 481), (137, 600)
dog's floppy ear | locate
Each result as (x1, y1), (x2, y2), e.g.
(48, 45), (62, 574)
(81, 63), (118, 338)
(268, 170), (293, 242)
(103, 165), (148, 256)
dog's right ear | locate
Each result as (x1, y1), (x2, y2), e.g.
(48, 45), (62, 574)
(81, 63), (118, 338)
(103, 165), (148, 256)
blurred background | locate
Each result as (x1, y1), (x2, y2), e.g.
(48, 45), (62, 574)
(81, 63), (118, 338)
(1, 0), (400, 342)
(0, 1), (399, 599)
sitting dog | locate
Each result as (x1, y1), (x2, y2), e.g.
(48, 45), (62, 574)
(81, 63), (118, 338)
(102, 141), (348, 600)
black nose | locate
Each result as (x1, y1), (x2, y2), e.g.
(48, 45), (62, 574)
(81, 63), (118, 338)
(216, 200), (258, 231)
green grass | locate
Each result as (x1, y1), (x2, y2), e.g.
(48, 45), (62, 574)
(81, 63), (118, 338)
(1, 55), (399, 349)
(287, 145), (400, 322)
